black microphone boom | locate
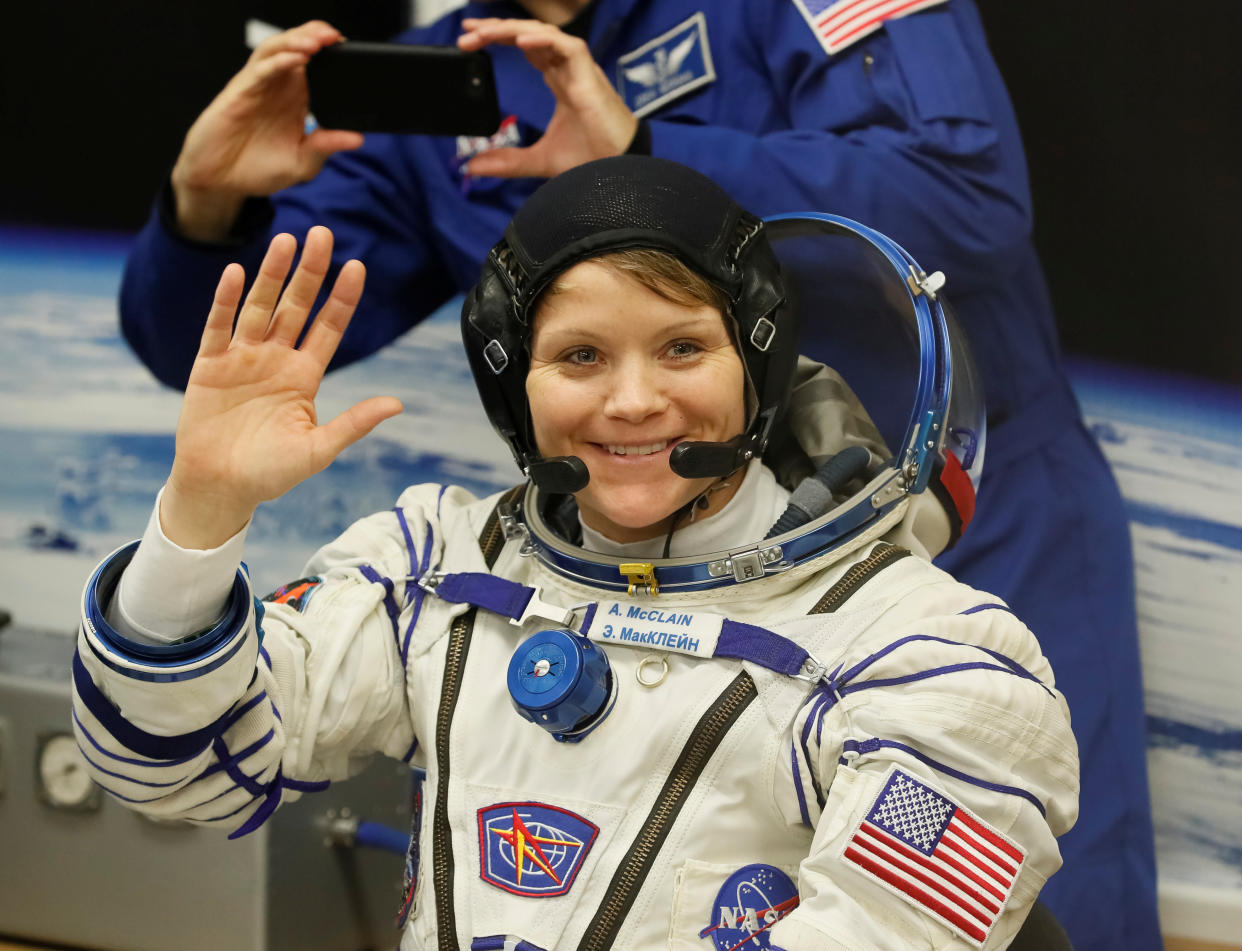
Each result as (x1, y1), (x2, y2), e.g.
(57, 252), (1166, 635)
(527, 456), (591, 493)
(669, 435), (751, 480)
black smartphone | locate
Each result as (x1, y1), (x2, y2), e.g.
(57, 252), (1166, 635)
(306, 42), (501, 136)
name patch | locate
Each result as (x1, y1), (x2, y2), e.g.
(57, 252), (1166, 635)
(616, 13), (716, 118)
(584, 602), (724, 659)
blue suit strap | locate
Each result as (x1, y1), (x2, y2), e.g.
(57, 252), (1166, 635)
(424, 571), (575, 628)
(426, 571), (822, 679)
(717, 619), (813, 678)
(432, 571), (534, 622)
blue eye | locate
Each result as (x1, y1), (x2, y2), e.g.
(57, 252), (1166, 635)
(668, 340), (700, 359)
(566, 347), (597, 365)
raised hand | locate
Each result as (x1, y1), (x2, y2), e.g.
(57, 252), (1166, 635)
(161, 227), (402, 550)
(171, 21), (365, 242)
(457, 18), (638, 179)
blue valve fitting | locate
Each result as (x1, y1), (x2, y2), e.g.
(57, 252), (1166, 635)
(507, 628), (615, 743)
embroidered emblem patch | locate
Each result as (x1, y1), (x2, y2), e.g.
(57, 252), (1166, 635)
(397, 768), (425, 928)
(477, 801), (598, 897)
(455, 114), (520, 166)
(698, 864), (799, 949)
(452, 114), (522, 190)
(841, 768), (1026, 948)
(616, 13), (716, 119)
(790, 0), (948, 56)
(263, 576), (322, 613)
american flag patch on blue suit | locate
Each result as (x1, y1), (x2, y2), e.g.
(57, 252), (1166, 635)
(790, 0), (949, 55)
(841, 767), (1025, 947)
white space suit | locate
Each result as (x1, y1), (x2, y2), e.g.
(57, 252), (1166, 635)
(74, 161), (1077, 948)
(73, 381), (1077, 951)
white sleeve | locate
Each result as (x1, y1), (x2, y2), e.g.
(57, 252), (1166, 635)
(71, 482), (475, 835)
(771, 578), (1079, 950)
(109, 486), (249, 645)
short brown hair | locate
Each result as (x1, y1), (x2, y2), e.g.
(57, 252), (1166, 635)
(542, 248), (730, 314)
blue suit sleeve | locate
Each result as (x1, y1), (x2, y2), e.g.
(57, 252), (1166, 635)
(649, 2), (1034, 290)
(120, 131), (457, 390)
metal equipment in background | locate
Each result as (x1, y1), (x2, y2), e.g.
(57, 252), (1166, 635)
(0, 615), (413, 951)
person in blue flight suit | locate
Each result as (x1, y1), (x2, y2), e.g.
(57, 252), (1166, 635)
(116, 2), (1158, 947)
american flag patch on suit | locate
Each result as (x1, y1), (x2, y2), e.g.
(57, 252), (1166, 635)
(789, 0), (949, 55)
(841, 767), (1026, 947)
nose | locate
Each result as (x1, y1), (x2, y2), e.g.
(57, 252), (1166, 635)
(603, 357), (668, 423)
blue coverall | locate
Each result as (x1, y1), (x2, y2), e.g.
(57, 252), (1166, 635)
(118, 2), (1158, 946)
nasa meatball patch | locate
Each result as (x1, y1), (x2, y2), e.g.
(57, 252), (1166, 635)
(698, 864), (799, 949)
(477, 801), (598, 898)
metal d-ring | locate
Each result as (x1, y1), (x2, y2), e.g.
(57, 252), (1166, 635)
(636, 654), (669, 688)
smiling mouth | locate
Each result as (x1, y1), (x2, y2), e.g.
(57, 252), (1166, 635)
(602, 440), (671, 457)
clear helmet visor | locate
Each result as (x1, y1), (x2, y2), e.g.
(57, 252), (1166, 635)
(765, 214), (986, 531)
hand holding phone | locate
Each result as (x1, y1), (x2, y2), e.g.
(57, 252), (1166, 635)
(307, 42), (502, 136)
(172, 20), (365, 242)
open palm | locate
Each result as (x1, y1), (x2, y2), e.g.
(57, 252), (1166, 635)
(163, 227), (401, 549)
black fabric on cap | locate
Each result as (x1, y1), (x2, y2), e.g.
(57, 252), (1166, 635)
(493, 157), (761, 325)
(513, 161), (728, 260)
(509, 158), (736, 276)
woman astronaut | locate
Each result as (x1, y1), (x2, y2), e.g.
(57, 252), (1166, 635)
(72, 157), (1078, 949)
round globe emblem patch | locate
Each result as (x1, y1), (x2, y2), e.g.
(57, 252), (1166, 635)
(698, 864), (799, 949)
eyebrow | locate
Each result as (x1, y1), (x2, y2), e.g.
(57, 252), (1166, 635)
(534, 316), (726, 344)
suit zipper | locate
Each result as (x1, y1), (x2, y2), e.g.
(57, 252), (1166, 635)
(432, 513), (901, 946)
(433, 487), (521, 950)
(809, 542), (910, 615)
(574, 544), (910, 948)
(576, 671), (758, 951)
